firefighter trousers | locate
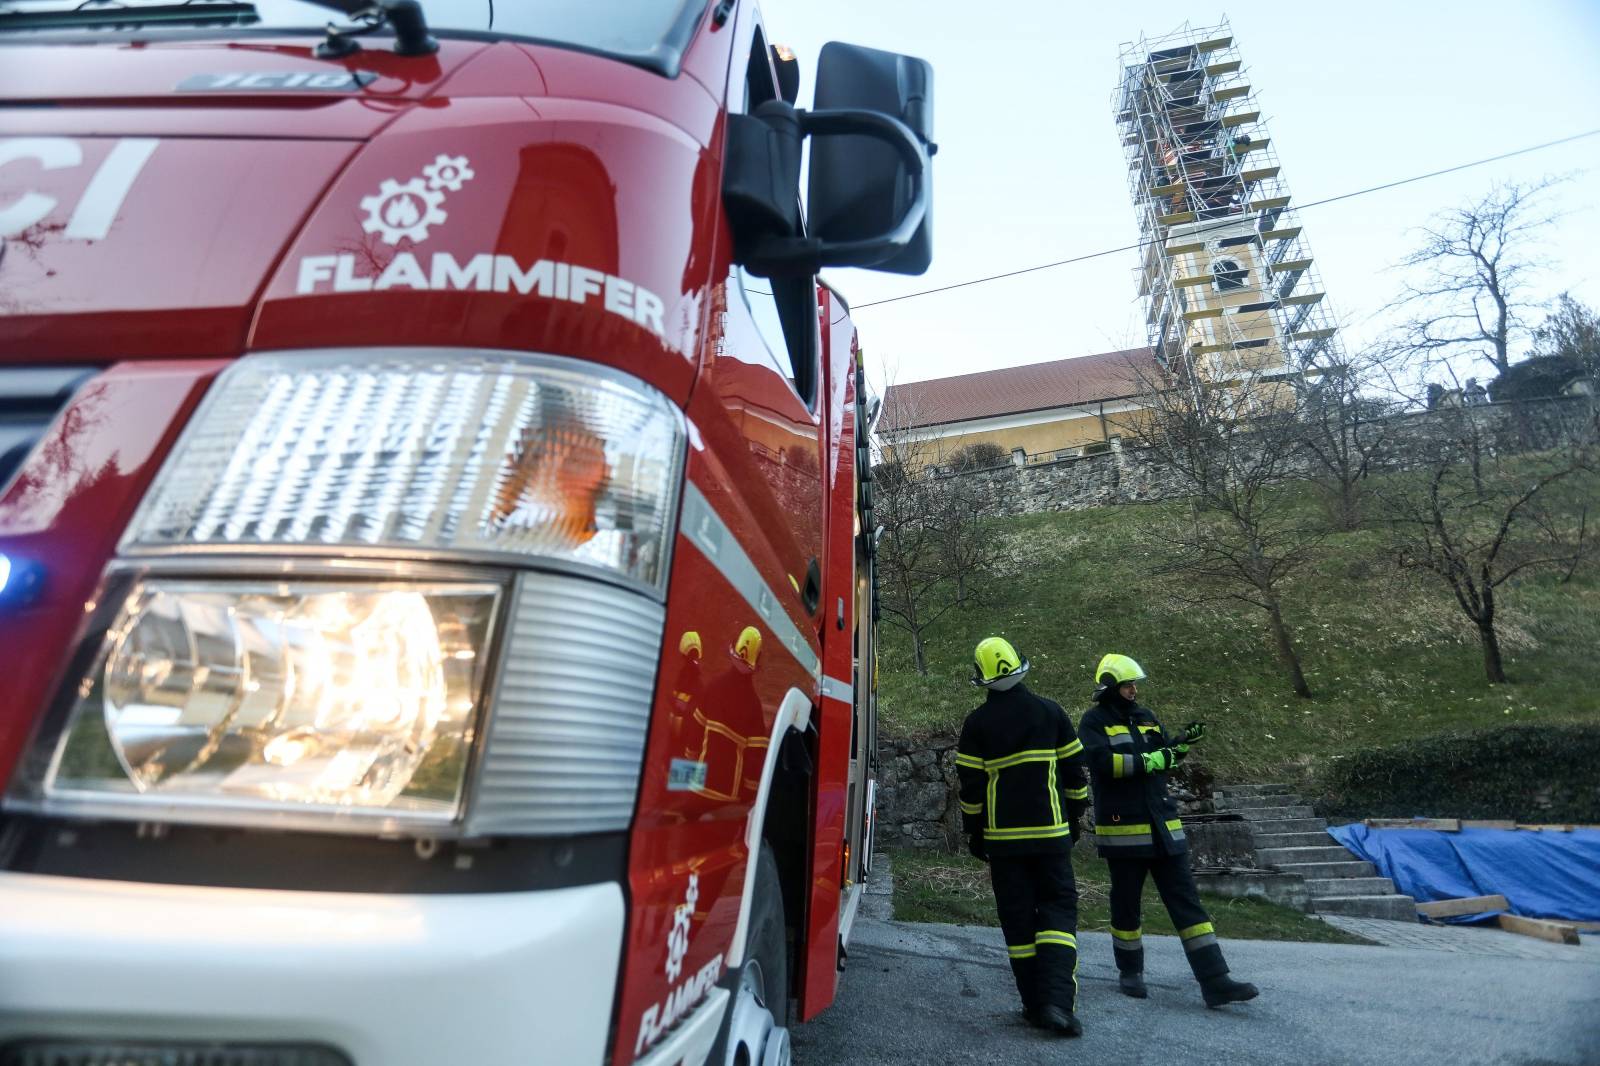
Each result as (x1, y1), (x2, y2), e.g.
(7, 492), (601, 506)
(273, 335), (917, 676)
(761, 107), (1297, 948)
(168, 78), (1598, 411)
(988, 851), (1079, 1013)
(1106, 853), (1229, 982)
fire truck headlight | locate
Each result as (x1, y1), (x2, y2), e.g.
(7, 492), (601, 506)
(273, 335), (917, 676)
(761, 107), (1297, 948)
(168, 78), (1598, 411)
(120, 350), (685, 593)
(36, 579), (498, 829)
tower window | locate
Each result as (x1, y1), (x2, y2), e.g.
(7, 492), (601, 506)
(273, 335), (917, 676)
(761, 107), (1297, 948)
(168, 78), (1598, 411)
(1212, 257), (1248, 292)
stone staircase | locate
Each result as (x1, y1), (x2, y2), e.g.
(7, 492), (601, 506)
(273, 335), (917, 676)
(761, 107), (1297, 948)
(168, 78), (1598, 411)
(1212, 783), (1417, 921)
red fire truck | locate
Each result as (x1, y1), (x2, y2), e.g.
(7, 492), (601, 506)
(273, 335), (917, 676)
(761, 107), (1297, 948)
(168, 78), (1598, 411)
(0, 2), (933, 1063)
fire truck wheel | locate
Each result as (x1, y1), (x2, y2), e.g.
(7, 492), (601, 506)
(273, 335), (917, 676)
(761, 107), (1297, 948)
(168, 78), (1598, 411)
(749, 842), (789, 1028)
(716, 843), (790, 1066)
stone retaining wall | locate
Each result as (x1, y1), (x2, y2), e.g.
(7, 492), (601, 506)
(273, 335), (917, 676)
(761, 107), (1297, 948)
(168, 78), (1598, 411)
(923, 397), (1593, 517)
(878, 734), (1210, 852)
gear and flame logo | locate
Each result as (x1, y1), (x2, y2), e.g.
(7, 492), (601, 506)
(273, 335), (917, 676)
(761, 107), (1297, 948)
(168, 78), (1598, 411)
(360, 154), (475, 245)
(665, 872), (699, 982)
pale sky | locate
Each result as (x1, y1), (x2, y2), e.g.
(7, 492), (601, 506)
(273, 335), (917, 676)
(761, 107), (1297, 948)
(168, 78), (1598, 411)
(769, 0), (1600, 391)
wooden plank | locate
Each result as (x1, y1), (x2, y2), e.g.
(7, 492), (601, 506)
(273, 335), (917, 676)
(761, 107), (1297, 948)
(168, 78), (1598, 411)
(1416, 895), (1509, 919)
(1262, 226), (1301, 241)
(1516, 823), (1578, 832)
(1196, 35), (1234, 52)
(1222, 110), (1260, 128)
(1205, 59), (1242, 76)
(1363, 817), (1460, 831)
(1232, 136), (1270, 155)
(1461, 820), (1517, 830)
(1497, 914), (1581, 945)
(1213, 84), (1252, 102)
(1174, 274), (1214, 288)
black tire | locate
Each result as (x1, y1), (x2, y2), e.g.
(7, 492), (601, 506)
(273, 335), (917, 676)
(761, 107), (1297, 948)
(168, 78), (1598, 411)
(748, 842), (790, 1028)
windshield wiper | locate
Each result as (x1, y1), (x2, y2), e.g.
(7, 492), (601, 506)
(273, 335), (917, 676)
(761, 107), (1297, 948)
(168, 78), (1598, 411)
(0, 1), (260, 31)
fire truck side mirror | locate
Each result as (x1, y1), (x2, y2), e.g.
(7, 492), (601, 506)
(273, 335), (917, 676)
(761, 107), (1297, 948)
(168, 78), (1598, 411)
(807, 41), (934, 276)
(722, 43), (934, 278)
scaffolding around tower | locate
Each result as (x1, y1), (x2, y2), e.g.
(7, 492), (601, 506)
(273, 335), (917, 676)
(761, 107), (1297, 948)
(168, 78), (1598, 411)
(1115, 20), (1341, 395)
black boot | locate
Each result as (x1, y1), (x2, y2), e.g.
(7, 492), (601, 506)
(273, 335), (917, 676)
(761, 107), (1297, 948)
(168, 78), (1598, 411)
(1201, 974), (1259, 1008)
(1034, 1004), (1082, 1037)
(1118, 972), (1148, 999)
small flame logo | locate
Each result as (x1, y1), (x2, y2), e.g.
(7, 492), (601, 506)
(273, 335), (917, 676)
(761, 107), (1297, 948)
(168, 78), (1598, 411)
(383, 195), (421, 229)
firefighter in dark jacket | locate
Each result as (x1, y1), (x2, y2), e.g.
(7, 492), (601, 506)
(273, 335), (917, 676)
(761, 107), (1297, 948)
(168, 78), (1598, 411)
(1080, 653), (1260, 1009)
(956, 637), (1090, 1036)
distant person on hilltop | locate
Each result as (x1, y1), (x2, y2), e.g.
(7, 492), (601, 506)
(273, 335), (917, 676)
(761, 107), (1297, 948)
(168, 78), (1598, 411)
(1079, 654), (1260, 1009)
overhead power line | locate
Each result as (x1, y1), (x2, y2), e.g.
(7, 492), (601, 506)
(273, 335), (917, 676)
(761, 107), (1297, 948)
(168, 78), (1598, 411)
(853, 127), (1600, 311)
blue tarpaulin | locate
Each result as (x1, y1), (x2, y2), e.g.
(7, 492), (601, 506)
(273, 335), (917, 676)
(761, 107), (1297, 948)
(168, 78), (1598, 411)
(1327, 823), (1600, 925)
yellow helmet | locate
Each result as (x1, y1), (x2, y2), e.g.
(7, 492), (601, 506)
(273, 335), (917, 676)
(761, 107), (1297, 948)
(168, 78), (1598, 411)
(678, 630), (703, 661)
(733, 626), (763, 669)
(1095, 653), (1146, 688)
(973, 636), (1029, 690)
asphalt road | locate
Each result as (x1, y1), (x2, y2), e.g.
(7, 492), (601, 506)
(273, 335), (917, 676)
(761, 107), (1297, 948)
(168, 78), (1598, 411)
(792, 917), (1600, 1066)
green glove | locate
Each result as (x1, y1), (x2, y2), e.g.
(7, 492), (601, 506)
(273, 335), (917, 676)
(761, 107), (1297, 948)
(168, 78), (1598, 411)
(1182, 722), (1207, 745)
(1172, 742), (1190, 761)
(1141, 748), (1177, 774)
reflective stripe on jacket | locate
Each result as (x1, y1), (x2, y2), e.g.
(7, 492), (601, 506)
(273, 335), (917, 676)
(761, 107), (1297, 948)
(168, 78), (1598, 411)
(1079, 700), (1188, 857)
(955, 684), (1090, 857)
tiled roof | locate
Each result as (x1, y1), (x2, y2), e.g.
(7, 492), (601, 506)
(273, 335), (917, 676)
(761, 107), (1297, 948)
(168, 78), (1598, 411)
(881, 348), (1157, 430)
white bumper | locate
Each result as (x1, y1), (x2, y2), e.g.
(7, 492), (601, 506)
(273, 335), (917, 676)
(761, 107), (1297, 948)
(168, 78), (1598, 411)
(0, 871), (624, 1066)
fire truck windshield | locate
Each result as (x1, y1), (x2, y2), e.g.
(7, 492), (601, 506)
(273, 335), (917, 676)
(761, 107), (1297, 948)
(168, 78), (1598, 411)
(0, 0), (709, 76)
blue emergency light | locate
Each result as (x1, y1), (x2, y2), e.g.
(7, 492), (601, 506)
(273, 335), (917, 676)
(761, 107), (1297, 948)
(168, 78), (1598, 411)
(0, 551), (43, 607)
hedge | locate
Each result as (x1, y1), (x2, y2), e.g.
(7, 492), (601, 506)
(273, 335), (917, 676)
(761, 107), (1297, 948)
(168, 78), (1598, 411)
(1311, 723), (1600, 824)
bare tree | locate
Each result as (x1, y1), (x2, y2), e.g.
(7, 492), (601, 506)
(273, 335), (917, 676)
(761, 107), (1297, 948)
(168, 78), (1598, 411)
(1295, 346), (1400, 531)
(1386, 179), (1559, 378)
(1379, 399), (1597, 683)
(872, 460), (948, 675)
(873, 385), (1006, 675)
(1131, 361), (1324, 697)
(935, 471), (1007, 608)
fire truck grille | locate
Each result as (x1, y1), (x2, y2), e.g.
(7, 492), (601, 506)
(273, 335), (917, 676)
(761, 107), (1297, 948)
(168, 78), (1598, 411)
(0, 1043), (352, 1066)
(0, 366), (99, 494)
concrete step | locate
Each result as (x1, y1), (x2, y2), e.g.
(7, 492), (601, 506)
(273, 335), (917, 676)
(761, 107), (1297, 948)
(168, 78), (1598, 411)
(1214, 793), (1304, 811)
(1253, 830), (1335, 850)
(1275, 860), (1377, 879)
(1257, 845), (1354, 867)
(1236, 805), (1316, 821)
(1303, 876), (1395, 897)
(1312, 894), (1418, 921)
(1249, 818), (1328, 837)
(1213, 783), (1293, 798)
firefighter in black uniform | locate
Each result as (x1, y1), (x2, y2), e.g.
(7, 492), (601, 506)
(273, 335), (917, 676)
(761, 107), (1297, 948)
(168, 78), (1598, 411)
(956, 637), (1090, 1036)
(1080, 653), (1260, 1009)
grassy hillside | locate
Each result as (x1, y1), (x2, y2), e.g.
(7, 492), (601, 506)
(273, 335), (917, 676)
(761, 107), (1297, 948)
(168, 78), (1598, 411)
(876, 487), (1600, 784)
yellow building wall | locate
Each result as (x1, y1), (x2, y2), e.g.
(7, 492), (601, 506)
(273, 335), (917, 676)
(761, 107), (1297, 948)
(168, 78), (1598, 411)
(884, 407), (1148, 469)
(1175, 242), (1286, 378)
